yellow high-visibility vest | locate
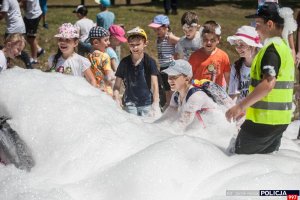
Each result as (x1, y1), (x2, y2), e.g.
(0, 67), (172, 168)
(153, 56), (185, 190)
(246, 37), (294, 125)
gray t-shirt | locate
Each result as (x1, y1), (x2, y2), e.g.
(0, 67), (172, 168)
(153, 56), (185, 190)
(1, 0), (26, 34)
(24, 0), (42, 19)
(175, 31), (202, 61)
(0, 50), (7, 73)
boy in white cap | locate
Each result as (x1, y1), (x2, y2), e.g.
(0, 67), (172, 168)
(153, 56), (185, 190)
(226, 2), (295, 154)
(156, 59), (217, 129)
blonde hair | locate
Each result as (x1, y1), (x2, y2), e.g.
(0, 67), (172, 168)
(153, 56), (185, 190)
(4, 33), (25, 46)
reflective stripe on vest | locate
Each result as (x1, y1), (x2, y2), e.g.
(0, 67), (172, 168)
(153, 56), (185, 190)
(251, 79), (294, 89)
(246, 38), (294, 125)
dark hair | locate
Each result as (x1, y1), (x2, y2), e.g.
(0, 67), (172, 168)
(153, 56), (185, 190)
(79, 6), (88, 16)
(201, 20), (221, 38)
(181, 11), (199, 26)
(233, 57), (245, 90)
(48, 48), (62, 72)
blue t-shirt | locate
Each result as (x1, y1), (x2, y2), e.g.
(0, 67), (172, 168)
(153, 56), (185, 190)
(115, 54), (159, 107)
(96, 11), (115, 30)
(106, 47), (119, 66)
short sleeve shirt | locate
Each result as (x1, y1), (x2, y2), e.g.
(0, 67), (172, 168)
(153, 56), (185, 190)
(106, 47), (119, 66)
(1, 0), (26, 34)
(96, 11), (115, 30)
(115, 54), (159, 107)
(189, 48), (231, 87)
(48, 53), (90, 77)
(261, 43), (280, 78)
(87, 50), (111, 84)
(228, 62), (251, 103)
(175, 31), (202, 61)
(170, 86), (216, 114)
(75, 18), (95, 42)
(24, 0), (42, 19)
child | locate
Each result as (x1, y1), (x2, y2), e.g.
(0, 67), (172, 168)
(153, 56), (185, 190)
(152, 59), (233, 130)
(0, 33), (26, 73)
(73, 5), (94, 56)
(189, 20), (231, 89)
(87, 26), (115, 94)
(226, 2), (295, 154)
(95, 0), (115, 30)
(113, 27), (161, 117)
(148, 14), (179, 106)
(48, 23), (97, 87)
(107, 24), (127, 72)
(0, 0), (32, 69)
(227, 25), (262, 103)
(20, 0), (44, 64)
(174, 11), (202, 61)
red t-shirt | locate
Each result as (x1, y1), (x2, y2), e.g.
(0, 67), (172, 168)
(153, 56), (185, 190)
(189, 48), (231, 87)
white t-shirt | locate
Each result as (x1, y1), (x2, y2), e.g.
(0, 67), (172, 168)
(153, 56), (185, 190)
(24, 0), (42, 19)
(1, 0), (26, 34)
(175, 31), (202, 61)
(228, 62), (251, 103)
(48, 53), (91, 77)
(0, 50), (7, 73)
(169, 86), (216, 127)
(75, 18), (95, 42)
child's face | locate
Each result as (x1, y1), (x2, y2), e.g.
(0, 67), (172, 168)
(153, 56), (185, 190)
(167, 74), (189, 91)
(128, 38), (147, 56)
(109, 36), (121, 48)
(202, 33), (219, 53)
(91, 36), (110, 52)
(255, 18), (268, 42)
(57, 38), (78, 55)
(153, 26), (168, 38)
(6, 41), (25, 59)
(182, 26), (198, 40)
(233, 40), (253, 58)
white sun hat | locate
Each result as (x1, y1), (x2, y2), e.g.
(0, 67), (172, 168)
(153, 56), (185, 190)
(227, 25), (263, 48)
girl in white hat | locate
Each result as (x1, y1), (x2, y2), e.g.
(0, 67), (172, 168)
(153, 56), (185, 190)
(227, 25), (262, 104)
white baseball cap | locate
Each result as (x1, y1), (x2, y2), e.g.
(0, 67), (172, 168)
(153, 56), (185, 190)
(162, 59), (193, 77)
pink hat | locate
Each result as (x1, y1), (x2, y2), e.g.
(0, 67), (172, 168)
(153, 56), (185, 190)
(54, 23), (79, 39)
(109, 25), (127, 43)
(227, 26), (262, 48)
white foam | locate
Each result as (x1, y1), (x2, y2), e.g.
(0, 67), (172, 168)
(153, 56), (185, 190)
(0, 68), (299, 200)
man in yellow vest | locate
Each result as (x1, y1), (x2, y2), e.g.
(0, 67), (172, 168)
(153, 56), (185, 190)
(225, 2), (295, 154)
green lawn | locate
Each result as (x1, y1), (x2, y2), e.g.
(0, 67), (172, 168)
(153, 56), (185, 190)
(0, 1), (299, 70)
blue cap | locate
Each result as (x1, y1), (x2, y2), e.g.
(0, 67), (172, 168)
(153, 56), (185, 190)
(95, 0), (111, 7)
(148, 15), (170, 28)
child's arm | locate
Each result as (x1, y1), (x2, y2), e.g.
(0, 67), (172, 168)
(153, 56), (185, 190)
(224, 71), (230, 87)
(110, 58), (118, 72)
(226, 74), (276, 122)
(168, 32), (180, 45)
(113, 77), (122, 107)
(151, 75), (159, 106)
(84, 68), (98, 87)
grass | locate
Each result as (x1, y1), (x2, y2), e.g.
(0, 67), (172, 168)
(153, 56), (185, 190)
(0, 0), (299, 70)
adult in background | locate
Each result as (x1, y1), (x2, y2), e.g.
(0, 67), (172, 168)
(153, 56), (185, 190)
(225, 2), (296, 154)
(95, 0), (115, 30)
(0, 0), (32, 69)
(164, 0), (177, 15)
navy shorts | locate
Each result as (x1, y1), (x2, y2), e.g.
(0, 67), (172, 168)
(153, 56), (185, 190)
(24, 15), (42, 37)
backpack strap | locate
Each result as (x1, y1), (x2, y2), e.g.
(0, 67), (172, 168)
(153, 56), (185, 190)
(143, 53), (152, 90)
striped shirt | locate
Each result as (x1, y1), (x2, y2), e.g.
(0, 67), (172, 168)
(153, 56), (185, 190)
(157, 35), (175, 68)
